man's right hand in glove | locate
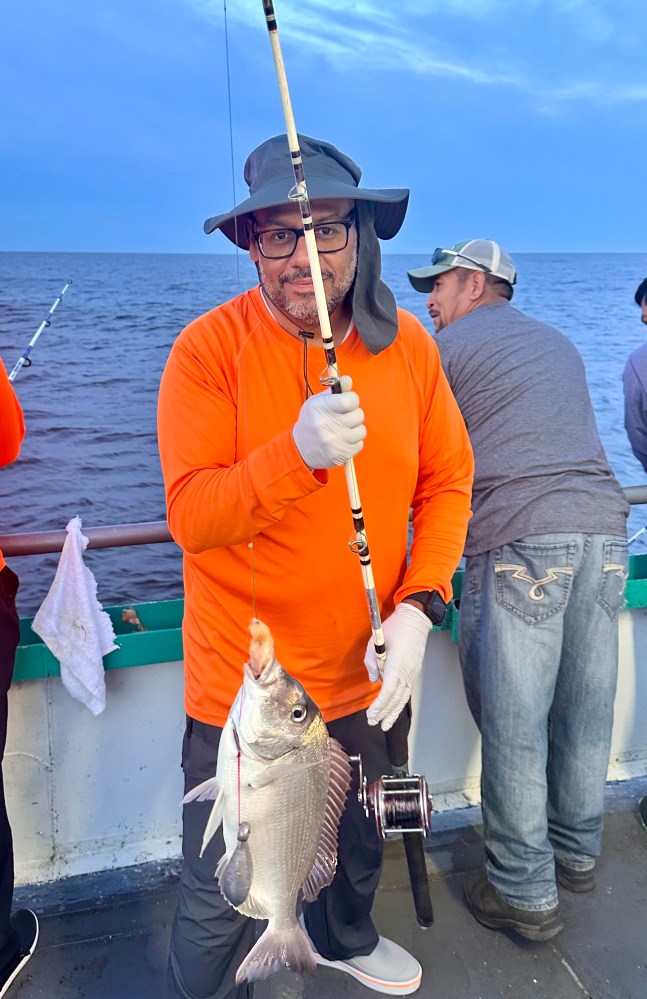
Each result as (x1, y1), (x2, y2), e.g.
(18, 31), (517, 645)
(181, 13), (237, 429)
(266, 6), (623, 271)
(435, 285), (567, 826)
(292, 375), (366, 469)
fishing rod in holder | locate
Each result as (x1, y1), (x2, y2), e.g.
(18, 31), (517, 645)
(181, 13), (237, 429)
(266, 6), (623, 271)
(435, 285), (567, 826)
(260, 0), (434, 928)
(9, 280), (72, 382)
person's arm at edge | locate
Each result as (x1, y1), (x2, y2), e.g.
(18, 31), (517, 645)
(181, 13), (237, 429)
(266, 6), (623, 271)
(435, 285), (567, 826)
(0, 359), (26, 468)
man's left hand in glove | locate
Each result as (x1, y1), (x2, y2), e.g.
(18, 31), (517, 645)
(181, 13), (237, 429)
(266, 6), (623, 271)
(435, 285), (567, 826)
(364, 601), (432, 732)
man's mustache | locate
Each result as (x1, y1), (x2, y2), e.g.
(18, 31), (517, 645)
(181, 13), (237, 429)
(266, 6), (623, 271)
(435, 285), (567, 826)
(280, 268), (334, 285)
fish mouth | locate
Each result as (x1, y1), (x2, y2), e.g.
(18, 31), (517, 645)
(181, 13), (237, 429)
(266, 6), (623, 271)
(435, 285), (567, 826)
(244, 655), (280, 685)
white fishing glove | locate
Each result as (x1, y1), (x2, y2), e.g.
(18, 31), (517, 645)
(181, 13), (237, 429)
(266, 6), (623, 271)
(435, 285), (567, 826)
(365, 602), (432, 732)
(292, 375), (366, 470)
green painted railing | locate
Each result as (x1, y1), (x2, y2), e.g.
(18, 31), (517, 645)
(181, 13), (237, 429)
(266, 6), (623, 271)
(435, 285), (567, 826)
(14, 554), (647, 683)
(14, 599), (184, 682)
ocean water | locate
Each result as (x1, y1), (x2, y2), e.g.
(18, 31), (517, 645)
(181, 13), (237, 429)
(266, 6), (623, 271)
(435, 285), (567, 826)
(1, 250), (647, 616)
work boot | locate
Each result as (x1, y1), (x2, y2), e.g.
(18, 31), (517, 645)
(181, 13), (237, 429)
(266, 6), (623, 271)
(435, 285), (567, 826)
(463, 873), (563, 942)
(309, 934), (421, 995)
(0, 910), (39, 997)
(555, 859), (596, 893)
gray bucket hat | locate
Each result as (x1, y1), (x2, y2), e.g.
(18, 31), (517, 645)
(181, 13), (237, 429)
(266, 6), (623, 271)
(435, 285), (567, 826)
(205, 134), (409, 355)
(204, 134), (409, 246)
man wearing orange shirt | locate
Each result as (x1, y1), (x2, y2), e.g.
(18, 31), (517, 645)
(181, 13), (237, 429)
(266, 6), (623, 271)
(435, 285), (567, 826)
(0, 361), (38, 997)
(158, 134), (473, 999)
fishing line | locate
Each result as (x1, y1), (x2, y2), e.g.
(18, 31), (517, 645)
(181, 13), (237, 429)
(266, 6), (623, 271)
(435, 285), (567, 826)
(221, 1), (260, 626)
(222, 0), (241, 286)
(298, 331), (315, 399)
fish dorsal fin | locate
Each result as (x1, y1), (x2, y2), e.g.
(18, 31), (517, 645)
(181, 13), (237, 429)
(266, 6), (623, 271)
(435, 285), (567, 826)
(301, 737), (352, 902)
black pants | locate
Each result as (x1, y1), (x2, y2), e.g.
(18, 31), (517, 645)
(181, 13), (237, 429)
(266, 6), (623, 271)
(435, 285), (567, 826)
(167, 708), (393, 999)
(0, 566), (20, 981)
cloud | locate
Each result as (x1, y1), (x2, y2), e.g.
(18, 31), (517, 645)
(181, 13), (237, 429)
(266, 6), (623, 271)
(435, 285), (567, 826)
(190, 0), (647, 110)
(194, 0), (525, 87)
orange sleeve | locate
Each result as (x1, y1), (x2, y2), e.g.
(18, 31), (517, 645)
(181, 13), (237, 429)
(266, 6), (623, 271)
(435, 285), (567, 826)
(0, 359), (25, 468)
(157, 310), (325, 555)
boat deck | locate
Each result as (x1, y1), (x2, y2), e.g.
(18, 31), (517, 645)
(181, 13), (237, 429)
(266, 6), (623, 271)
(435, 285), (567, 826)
(11, 775), (647, 999)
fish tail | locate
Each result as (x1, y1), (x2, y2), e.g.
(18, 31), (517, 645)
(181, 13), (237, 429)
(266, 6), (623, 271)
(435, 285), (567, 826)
(234, 919), (316, 983)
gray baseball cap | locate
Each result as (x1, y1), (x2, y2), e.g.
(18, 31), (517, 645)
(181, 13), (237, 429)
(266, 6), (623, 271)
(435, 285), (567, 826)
(408, 239), (517, 293)
(204, 134), (409, 247)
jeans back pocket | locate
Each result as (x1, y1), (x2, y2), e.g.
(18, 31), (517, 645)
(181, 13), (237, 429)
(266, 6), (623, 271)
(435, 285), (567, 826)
(494, 539), (576, 626)
(597, 539), (629, 621)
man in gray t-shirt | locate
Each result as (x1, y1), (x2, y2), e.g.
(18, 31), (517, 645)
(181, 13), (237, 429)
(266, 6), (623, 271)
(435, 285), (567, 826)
(408, 240), (629, 943)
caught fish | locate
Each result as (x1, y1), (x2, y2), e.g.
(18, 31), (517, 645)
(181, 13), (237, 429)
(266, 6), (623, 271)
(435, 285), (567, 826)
(183, 619), (352, 984)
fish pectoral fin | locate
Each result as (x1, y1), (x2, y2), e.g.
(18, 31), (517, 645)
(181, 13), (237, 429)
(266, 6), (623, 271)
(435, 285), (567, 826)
(301, 737), (352, 902)
(250, 756), (326, 789)
(182, 776), (220, 804)
(198, 788), (226, 856)
(235, 920), (316, 984)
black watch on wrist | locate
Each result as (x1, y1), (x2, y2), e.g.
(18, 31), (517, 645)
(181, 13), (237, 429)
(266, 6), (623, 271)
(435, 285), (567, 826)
(404, 590), (447, 626)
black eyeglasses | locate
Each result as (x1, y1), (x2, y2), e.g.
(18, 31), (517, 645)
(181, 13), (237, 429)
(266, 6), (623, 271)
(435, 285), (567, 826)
(252, 214), (356, 260)
(431, 247), (492, 273)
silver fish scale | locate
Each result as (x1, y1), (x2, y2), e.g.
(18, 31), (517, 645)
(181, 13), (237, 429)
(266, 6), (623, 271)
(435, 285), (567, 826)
(219, 712), (334, 927)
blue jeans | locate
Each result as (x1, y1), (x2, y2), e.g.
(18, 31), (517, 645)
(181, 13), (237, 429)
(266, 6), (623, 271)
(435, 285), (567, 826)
(459, 533), (628, 910)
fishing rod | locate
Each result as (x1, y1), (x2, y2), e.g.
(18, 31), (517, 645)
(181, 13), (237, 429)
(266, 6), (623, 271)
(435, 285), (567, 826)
(260, 0), (386, 672)
(628, 525), (647, 544)
(260, 0), (434, 928)
(8, 280), (72, 382)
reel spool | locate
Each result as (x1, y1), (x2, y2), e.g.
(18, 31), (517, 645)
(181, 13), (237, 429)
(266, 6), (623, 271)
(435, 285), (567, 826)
(352, 755), (433, 839)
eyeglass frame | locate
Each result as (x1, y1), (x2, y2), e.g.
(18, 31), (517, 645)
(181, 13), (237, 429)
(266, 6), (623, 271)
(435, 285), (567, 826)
(431, 246), (493, 274)
(250, 212), (357, 260)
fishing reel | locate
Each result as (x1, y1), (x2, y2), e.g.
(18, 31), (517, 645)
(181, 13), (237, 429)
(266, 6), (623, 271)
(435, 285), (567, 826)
(351, 754), (433, 839)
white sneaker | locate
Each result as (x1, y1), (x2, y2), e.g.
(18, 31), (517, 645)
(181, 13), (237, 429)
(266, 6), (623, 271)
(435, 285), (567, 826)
(311, 934), (422, 996)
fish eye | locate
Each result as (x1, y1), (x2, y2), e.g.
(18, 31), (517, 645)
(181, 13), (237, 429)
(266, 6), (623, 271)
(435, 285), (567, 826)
(291, 704), (307, 723)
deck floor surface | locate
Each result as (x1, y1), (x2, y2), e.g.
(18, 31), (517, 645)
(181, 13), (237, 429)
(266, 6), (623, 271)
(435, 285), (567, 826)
(10, 776), (647, 999)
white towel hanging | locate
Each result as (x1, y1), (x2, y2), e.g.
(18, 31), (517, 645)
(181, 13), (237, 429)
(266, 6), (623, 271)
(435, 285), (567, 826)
(32, 516), (117, 715)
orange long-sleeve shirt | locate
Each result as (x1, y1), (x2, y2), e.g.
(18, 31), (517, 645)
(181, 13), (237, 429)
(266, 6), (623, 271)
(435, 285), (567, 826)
(157, 287), (473, 726)
(0, 359), (26, 572)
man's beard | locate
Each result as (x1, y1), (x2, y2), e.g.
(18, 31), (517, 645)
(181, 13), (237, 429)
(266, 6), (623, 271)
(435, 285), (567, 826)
(258, 246), (357, 327)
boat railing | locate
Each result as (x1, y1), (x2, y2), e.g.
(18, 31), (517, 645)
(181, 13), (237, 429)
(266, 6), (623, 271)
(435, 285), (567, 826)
(0, 521), (173, 557)
(1, 483), (646, 557)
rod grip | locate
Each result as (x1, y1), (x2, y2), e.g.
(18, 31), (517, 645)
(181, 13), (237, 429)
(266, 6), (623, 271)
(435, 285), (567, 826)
(384, 703), (411, 771)
(401, 831), (434, 927)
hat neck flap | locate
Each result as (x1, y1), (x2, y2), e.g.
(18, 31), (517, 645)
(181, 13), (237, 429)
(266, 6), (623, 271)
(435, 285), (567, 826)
(352, 201), (399, 355)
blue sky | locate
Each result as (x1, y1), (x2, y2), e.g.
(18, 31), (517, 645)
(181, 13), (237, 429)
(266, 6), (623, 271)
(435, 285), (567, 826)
(1, 0), (645, 253)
